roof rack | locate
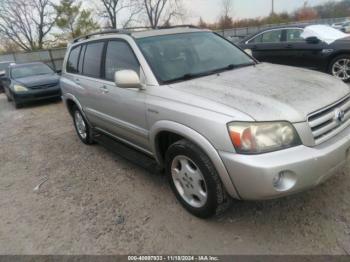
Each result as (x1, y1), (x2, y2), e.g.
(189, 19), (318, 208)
(123, 25), (199, 30)
(72, 29), (129, 43)
(72, 25), (200, 43)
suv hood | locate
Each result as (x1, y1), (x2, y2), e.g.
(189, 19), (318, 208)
(169, 63), (350, 122)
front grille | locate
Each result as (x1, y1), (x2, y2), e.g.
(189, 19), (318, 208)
(308, 95), (350, 145)
(30, 83), (57, 90)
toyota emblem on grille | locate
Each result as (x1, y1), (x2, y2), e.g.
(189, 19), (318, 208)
(334, 108), (345, 123)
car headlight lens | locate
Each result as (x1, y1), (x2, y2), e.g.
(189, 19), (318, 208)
(13, 84), (28, 92)
(227, 122), (301, 154)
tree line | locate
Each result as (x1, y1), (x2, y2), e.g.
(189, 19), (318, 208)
(0, 0), (349, 53)
(0, 0), (183, 53)
(202, 0), (350, 30)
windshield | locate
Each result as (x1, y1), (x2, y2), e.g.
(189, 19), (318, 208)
(301, 25), (349, 44)
(11, 63), (54, 79)
(137, 32), (255, 84)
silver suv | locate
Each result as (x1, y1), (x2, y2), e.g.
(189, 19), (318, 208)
(61, 26), (350, 218)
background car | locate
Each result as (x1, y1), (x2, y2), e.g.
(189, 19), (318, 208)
(339, 21), (350, 33)
(3, 62), (61, 108)
(239, 24), (350, 82)
(0, 61), (15, 93)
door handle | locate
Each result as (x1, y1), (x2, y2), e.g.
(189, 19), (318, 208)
(99, 85), (109, 94)
(75, 78), (81, 86)
(286, 44), (293, 49)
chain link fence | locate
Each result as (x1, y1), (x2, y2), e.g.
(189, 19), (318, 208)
(0, 16), (349, 67)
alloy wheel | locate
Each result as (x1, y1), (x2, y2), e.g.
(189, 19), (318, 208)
(74, 111), (87, 140)
(171, 155), (208, 208)
(332, 58), (350, 81)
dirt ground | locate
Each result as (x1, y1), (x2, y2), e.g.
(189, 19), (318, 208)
(0, 93), (350, 255)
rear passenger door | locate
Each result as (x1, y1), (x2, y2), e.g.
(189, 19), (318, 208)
(283, 28), (326, 70)
(76, 41), (107, 125)
(88, 39), (150, 152)
(245, 29), (285, 64)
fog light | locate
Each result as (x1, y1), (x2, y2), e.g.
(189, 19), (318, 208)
(273, 171), (297, 192)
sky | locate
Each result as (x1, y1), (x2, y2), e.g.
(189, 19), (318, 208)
(183, 0), (340, 23)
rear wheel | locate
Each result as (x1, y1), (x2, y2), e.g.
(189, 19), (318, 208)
(330, 55), (350, 82)
(72, 106), (94, 145)
(165, 139), (231, 218)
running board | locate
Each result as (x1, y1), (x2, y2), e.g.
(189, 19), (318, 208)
(93, 133), (163, 175)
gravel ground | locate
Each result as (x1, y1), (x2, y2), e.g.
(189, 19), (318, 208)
(0, 93), (350, 255)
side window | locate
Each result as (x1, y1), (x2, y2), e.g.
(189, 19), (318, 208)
(67, 45), (81, 73)
(82, 42), (105, 78)
(261, 30), (283, 43)
(286, 29), (304, 42)
(104, 41), (140, 81)
(248, 34), (262, 44)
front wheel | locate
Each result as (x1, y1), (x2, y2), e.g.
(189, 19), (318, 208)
(329, 55), (350, 82)
(165, 139), (231, 218)
(72, 106), (95, 145)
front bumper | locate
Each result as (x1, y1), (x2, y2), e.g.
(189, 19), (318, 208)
(13, 87), (61, 103)
(219, 126), (350, 200)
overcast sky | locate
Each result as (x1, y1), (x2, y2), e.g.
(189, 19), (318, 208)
(183, 0), (340, 23)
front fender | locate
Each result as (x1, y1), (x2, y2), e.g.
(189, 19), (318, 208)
(150, 120), (240, 199)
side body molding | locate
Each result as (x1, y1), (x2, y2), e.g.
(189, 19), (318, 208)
(149, 120), (240, 199)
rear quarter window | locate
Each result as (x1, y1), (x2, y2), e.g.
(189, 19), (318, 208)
(67, 45), (81, 73)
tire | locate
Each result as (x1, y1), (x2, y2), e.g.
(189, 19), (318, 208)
(329, 55), (350, 82)
(72, 105), (95, 145)
(14, 100), (22, 109)
(6, 94), (12, 102)
(165, 139), (231, 218)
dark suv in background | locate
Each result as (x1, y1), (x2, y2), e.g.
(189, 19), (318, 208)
(3, 62), (61, 108)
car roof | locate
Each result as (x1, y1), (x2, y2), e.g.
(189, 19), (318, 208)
(0, 61), (14, 64)
(71, 26), (210, 45)
(9, 62), (45, 68)
(131, 27), (209, 38)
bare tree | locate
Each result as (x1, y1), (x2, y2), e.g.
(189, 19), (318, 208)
(99, 0), (141, 29)
(221, 0), (233, 18)
(0, 0), (57, 51)
(218, 0), (234, 29)
(143, 0), (183, 28)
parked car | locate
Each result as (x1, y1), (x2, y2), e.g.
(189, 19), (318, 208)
(0, 61), (15, 93)
(61, 26), (350, 218)
(239, 24), (350, 82)
(332, 20), (350, 32)
(3, 62), (61, 108)
(340, 21), (350, 33)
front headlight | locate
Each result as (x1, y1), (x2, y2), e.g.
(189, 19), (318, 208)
(13, 84), (28, 92)
(227, 122), (301, 154)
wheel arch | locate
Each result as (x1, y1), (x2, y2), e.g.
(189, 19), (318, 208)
(150, 120), (240, 199)
(327, 51), (350, 71)
(62, 93), (91, 122)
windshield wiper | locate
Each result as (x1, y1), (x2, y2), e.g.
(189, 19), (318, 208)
(163, 62), (256, 84)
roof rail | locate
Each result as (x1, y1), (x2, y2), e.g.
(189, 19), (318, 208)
(123, 25), (199, 30)
(72, 29), (129, 43)
(72, 25), (200, 43)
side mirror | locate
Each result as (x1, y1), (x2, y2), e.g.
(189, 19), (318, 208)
(56, 69), (62, 75)
(306, 36), (320, 44)
(0, 70), (5, 77)
(114, 70), (142, 89)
